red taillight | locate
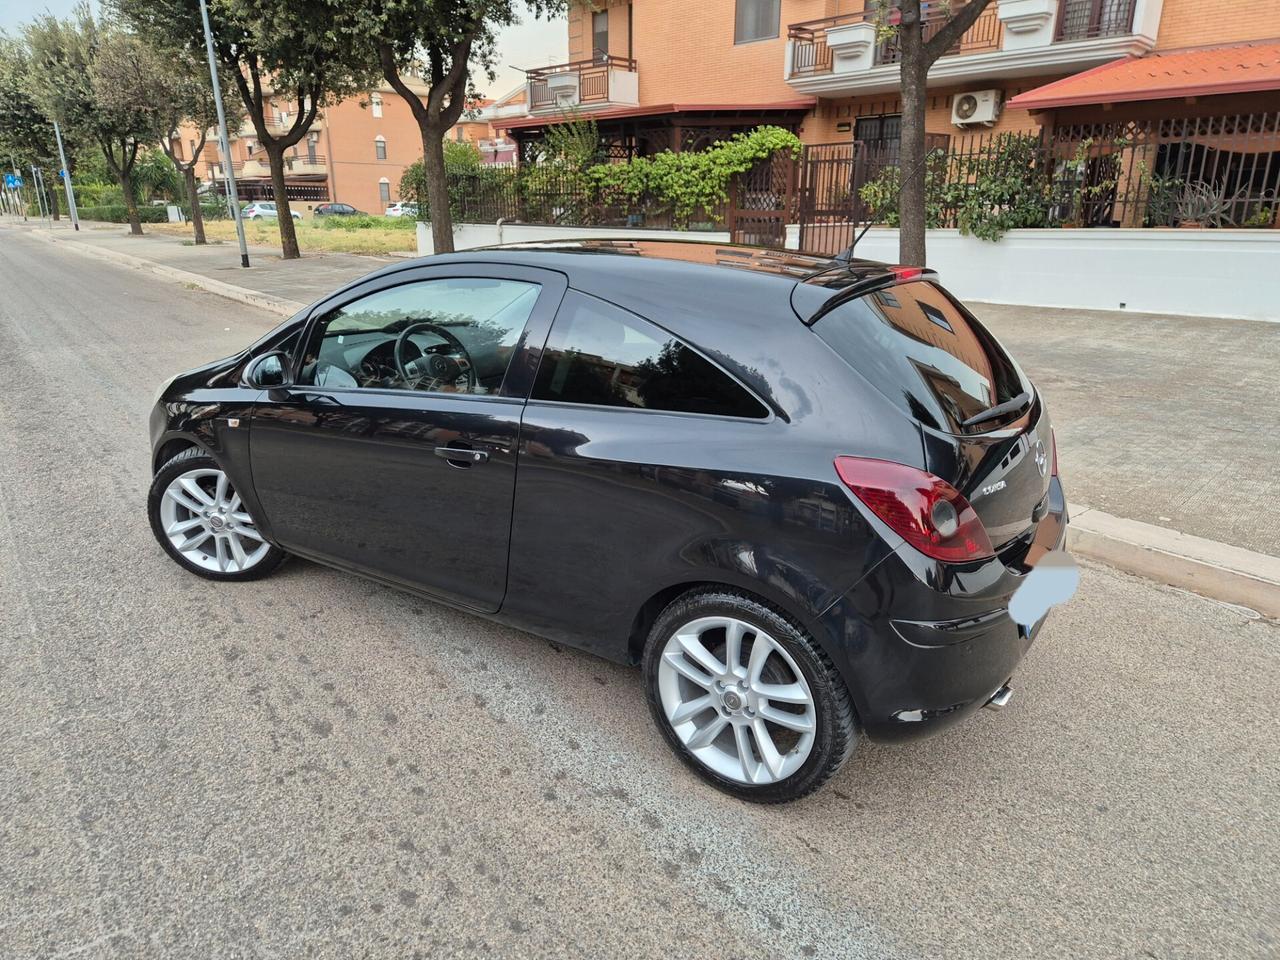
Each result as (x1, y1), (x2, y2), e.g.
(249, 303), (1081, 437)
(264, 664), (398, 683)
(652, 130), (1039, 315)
(834, 456), (995, 563)
(1050, 428), (1059, 477)
(889, 265), (923, 281)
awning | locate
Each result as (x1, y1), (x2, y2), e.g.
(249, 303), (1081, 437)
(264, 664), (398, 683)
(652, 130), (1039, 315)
(1007, 40), (1280, 110)
(494, 100), (815, 133)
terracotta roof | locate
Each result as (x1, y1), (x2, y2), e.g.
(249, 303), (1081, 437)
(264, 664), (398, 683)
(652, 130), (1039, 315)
(1007, 40), (1280, 110)
(494, 100), (816, 132)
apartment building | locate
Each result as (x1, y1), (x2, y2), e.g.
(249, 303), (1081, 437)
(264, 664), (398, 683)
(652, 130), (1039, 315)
(173, 80), (511, 215)
(495, 0), (1280, 162)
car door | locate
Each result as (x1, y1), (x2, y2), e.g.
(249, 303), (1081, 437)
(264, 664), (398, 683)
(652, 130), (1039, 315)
(248, 263), (564, 612)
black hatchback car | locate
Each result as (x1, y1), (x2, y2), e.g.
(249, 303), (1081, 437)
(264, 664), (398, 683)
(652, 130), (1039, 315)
(148, 240), (1067, 802)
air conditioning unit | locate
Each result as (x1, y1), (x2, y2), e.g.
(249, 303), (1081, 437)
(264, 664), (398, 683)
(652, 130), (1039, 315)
(951, 89), (1002, 127)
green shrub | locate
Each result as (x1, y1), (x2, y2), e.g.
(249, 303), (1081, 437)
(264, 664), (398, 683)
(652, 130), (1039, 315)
(320, 213), (416, 231)
(74, 182), (124, 207)
(858, 133), (1054, 241)
(77, 204), (169, 224)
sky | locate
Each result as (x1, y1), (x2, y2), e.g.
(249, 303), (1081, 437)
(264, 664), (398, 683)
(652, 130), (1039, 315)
(0, 0), (566, 101)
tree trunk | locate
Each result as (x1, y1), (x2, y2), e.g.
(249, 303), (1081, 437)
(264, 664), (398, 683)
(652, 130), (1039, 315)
(420, 127), (454, 254)
(47, 176), (60, 221)
(184, 167), (206, 245)
(118, 164), (143, 236)
(264, 146), (301, 259)
(897, 29), (929, 267)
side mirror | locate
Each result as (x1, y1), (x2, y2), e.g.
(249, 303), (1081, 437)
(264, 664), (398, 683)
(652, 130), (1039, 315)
(244, 351), (293, 389)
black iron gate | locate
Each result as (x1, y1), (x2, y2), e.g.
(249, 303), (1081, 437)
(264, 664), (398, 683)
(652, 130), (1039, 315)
(727, 155), (795, 246)
(796, 136), (950, 255)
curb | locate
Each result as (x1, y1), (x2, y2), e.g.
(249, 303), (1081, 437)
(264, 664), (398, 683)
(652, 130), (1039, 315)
(1067, 503), (1280, 618)
(28, 229), (305, 318)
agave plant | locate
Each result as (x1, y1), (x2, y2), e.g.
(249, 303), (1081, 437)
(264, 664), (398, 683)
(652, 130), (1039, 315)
(1175, 181), (1231, 227)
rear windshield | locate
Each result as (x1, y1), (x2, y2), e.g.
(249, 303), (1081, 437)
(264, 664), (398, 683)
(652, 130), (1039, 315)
(812, 281), (1026, 435)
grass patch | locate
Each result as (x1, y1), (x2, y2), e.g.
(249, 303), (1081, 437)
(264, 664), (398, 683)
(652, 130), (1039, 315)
(149, 219), (419, 256)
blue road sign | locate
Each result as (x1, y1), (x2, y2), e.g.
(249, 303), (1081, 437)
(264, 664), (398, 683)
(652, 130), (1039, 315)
(4, 173), (24, 189)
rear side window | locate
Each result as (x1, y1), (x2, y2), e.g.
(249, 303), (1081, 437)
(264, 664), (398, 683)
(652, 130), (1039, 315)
(812, 281), (1026, 434)
(532, 291), (767, 419)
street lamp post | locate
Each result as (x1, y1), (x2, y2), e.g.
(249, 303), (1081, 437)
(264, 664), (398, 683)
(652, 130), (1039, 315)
(197, 0), (250, 268)
(53, 119), (80, 231)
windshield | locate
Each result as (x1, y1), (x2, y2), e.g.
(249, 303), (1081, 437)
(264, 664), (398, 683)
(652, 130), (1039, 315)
(812, 281), (1027, 434)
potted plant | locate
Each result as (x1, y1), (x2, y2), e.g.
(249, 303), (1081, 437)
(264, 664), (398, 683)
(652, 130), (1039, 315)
(1175, 181), (1229, 228)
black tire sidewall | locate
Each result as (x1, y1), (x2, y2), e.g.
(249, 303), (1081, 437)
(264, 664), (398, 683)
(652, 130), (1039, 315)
(147, 448), (285, 582)
(643, 589), (856, 803)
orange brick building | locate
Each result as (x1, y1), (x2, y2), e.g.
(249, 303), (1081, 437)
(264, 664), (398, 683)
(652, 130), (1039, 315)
(496, 0), (1280, 160)
(173, 80), (511, 216)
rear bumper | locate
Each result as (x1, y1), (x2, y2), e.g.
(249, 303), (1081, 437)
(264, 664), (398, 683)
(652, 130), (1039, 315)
(820, 476), (1068, 742)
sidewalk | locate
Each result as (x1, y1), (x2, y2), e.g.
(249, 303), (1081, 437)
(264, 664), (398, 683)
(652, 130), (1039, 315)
(6, 217), (1278, 614)
(13, 218), (393, 309)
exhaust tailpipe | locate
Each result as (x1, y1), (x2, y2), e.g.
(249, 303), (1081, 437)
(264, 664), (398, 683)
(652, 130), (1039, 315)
(984, 684), (1013, 711)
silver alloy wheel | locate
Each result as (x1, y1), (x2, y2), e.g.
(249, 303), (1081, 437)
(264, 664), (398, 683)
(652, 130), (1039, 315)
(158, 468), (270, 574)
(657, 616), (817, 785)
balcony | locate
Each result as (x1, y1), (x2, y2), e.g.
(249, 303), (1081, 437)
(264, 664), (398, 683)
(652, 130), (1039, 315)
(785, 0), (1160, 98)
(234, 154), (327, 179)
(525, 56), (639, 115)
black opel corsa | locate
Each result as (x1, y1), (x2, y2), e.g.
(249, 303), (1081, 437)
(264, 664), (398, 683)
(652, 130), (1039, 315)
(148, 240), (1068, 802)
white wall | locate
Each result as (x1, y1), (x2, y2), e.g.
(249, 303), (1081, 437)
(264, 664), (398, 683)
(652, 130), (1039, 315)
(418, 222), (1280, 322)
(851, 228), (1280, 322)
(417, 221), (732, 255)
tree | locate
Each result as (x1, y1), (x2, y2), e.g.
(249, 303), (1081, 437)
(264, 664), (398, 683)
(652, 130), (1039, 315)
(152, 50), (239, 244)
(0, 34), (63, 221)
(352, 0), (562, 254)
(883, 0), (995, 266)
(25, 9), (167, 235)
(115, 0), (376, 259)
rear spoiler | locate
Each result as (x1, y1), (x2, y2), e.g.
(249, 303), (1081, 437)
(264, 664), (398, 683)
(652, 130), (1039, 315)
(803, 265), (939, 326)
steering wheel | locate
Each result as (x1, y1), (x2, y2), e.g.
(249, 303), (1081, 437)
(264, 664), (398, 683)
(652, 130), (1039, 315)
(394, 321), (477, 392)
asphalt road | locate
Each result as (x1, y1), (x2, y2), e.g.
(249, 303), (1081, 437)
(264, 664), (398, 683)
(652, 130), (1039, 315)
(1, 230), (1277, 960)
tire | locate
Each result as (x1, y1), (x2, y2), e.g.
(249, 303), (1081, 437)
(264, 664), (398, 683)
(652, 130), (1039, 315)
(642, 588), (857, 803)
(147, 448), (287, 582)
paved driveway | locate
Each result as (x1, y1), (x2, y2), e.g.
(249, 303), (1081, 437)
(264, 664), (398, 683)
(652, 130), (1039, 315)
(975, 301), (1280, 554)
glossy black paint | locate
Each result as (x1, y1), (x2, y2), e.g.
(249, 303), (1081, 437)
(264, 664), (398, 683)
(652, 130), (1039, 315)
(150, 240), (1068, 742)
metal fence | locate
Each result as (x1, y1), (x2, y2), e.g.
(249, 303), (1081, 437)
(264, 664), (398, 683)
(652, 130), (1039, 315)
(796, 112), (1280, 253)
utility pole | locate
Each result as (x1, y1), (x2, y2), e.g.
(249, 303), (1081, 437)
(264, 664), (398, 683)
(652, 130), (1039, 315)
(53, 119), (80, 231)
(197, 0), (250, 268)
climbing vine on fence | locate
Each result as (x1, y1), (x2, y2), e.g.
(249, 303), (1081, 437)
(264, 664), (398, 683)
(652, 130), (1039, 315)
(586, 126), (803, 226)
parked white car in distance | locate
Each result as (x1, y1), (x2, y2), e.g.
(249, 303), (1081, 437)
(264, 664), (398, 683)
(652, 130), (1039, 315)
(243, 201), (301, 221)
(384, 202), (419, 218)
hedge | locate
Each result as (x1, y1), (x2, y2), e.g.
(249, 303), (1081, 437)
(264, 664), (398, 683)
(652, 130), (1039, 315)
(77, 204), (170, 224)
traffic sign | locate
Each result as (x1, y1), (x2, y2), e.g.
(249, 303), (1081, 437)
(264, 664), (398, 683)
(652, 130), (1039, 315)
(4, 173), (24, 189)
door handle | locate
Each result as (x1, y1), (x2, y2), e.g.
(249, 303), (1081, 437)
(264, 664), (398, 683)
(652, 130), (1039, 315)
(434, 446), (489, 465)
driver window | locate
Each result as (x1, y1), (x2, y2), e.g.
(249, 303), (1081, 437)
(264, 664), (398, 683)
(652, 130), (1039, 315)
(297, 277), (540, 394)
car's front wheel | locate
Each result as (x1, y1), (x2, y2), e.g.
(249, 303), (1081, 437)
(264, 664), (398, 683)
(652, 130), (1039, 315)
(643, 589), (856, 803)
(147, 448), (286, 581)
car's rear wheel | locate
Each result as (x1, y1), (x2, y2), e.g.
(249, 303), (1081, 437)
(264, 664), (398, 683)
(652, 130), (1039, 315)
(643, 589), (856, 803)
(147, 448), (286, 581)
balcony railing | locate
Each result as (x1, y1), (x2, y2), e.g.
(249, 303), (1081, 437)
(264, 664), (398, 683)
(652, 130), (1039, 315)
(789, 3), (1001, 76)
(1055, 0), (1138, 41)
(527, 56), (637, 111)
(233, 154), (327, 177)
